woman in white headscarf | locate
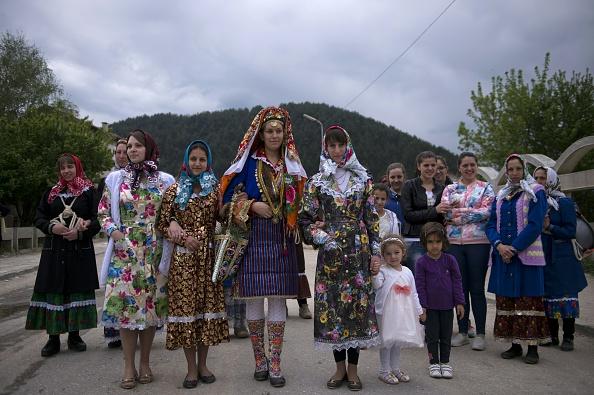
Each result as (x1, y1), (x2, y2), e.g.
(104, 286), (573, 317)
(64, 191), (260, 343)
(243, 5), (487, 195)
(533, 166), (587, 351)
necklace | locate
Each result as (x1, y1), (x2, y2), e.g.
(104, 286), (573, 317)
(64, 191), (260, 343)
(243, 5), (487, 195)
(256, 160), (285, 224)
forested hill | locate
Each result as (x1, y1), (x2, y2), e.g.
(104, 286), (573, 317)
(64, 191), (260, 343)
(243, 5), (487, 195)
(110, 102), (457, 180)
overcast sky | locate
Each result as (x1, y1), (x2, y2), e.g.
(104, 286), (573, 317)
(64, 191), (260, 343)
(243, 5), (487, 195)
(2, 0), (593, 151)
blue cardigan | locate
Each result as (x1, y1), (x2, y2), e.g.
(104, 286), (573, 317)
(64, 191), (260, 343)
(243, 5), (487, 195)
(542, 197), (588, 297)
(223, 156), (263, 204)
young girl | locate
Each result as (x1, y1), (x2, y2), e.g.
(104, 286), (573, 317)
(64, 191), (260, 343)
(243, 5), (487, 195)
(373, 183), (401, 238)
(415, 222), (465, 379)
(372, 235), (424, 385)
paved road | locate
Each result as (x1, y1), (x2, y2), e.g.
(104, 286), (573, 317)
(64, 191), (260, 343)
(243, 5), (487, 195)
(1, 243), (593, 394)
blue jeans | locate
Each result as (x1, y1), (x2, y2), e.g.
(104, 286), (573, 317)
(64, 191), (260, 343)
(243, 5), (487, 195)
(404, 241), (425, 277)
(447, 244), (490, 335)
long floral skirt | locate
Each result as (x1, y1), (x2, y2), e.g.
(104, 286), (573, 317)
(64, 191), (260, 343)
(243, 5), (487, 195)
(26, 292), (97, 334)
(494, 296), (550, 345)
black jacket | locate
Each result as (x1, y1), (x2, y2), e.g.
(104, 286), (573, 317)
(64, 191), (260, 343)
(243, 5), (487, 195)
(400, 177), (444, 237)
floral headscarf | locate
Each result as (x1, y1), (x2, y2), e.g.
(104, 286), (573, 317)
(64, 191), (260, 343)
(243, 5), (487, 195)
(48, 153), (94, 203)
(497, 154), (538, 202)
(175, 140), (218, 210)
(320, 125), (370, 183)
(124, 129), (160, 191)
(534, 166), (565, 210)
(220, 106), (307, 231)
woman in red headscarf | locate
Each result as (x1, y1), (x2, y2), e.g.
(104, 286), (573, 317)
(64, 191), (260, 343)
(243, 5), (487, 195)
(26, 153), (100, 358)
(220, 107), (307, 388)
(98, 129), (175, 389)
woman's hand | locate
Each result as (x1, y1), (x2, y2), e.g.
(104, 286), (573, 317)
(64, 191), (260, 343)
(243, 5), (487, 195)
(251, 202), (273, 218)
(314, 221), (325, 229)
(543, 216), (550, 231)
(496, 243), (515, 263)
(456, 304), (465, 319)
(184, 236), (200, 252)
(168, 220), (186, 244)
(370, 255), (381, 275)
(62, 228), (78, 241)
(110, 230), (125, 241)
(51, 223), (69, 235)
(76, 219), (91, 232)
(435, 202), (450, 214)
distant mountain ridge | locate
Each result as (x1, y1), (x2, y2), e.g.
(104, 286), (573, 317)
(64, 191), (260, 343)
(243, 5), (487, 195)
(110, 102), (457, 180)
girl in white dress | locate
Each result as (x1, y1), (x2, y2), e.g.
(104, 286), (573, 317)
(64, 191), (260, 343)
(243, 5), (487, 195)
(372, 234), (425, 385)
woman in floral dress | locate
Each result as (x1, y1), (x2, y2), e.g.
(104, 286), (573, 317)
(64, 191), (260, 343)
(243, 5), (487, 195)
(156, 140), (229, 388)
(98, 129), (175, 389)
(299, 125), (381, 391)
(220, 106), (307, 388)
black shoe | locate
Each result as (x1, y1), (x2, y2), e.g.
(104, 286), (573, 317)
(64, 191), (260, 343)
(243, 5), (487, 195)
(107, 340), (122, 349)
(182, 377), (199, 389)
(560, 338), (574, 351)
(254, 369), (269, 381)
(67, 335), (87, 352)
(199, 373), (216, 384)
(524, 345), (539, 364)
(501, 344), (523, 359)
(269, 375), (286, 388)
(41, 337), (60, 357)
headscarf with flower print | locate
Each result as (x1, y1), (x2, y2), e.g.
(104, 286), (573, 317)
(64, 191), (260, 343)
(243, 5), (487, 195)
(124, 129), (160, 191)
(533, 166), (565, 210)
(175, 140), (218, 210)
(497, 154), (538, 202)
(319, 125), (370, 184)
(220, 106), (307, 231)
(47, 153), (94, 203)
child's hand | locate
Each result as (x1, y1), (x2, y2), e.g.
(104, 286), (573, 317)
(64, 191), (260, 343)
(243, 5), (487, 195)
(370, 256), (381, 275)
(419, 310), (426, 322)
(456, 304), (465, 319)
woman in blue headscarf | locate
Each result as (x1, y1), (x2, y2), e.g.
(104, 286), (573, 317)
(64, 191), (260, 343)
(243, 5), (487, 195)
(157, 140), (229, 389)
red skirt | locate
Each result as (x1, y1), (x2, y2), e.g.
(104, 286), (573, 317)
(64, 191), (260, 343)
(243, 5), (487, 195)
(494, 296), (550, 343)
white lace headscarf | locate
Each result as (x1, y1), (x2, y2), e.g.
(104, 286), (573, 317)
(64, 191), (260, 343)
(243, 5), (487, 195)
(534, 166), (565, 210)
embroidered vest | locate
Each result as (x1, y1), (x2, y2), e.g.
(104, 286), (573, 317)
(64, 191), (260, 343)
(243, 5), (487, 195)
(496, 184), (545, 266)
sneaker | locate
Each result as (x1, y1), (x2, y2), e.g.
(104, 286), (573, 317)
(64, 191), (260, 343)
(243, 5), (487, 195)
(471, 334), (486, 351)
(468, 324), (476, 338)
(234, 326), (249, 338)
(451, 333), (469, 347)
(440, 364), (453, 379)
(299, 304), (313, 319)
(428, 364), (442, 379)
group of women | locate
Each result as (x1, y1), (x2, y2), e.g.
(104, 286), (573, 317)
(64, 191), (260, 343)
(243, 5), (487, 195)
(24, 105), (588, 391)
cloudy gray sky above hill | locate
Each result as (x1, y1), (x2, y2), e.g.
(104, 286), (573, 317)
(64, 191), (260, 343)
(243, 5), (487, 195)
(1, 0), (593, 151)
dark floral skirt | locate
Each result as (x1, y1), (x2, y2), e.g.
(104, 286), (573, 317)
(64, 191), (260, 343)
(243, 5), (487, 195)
(494, 296), (549, 344)
(26, 292), (97, 335)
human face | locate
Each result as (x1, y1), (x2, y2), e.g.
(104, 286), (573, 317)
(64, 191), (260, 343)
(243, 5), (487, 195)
(60, 162), (76, 182)
(458, 156), (478, 184)
(425, 234), (443, 259)
(260, 120), (284, 153)
(533, 169), (547, 186)
(127, 135), (147, 164)
(383, 243), (404, 270)
(418, 157), (437, 180)
(435, 159), (448, 183)
(188, 146), (208, 177)
(388, 168), (404, 193)
(327, 141), (347, 164)
(115, 143), (128, 168)
(506, 158), (524, 184)
(373, 190), (388, 213)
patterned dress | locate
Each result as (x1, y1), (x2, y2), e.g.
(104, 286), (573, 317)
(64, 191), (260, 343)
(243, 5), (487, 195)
(157, 184), (229, 349)
(98, 175), (169, 330)
(300, 174), (381, 350)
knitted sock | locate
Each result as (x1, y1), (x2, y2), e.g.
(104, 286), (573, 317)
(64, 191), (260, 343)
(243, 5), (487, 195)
(267, 321), (286, 378)
(248, 319), (267, 373)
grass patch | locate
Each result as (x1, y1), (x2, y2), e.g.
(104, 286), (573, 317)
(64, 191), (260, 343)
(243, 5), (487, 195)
(583, 254), (594, 276)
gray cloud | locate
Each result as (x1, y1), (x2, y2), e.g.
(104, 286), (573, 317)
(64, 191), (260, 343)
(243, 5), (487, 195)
(2, 0), (593, 151)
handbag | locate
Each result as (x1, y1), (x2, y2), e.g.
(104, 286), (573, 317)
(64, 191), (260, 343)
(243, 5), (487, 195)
(212, 184), (251, 282)
(571, 204), (594, 261)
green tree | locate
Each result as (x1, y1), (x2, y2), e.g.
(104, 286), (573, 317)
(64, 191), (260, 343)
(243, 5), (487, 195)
(0, 32), (64, 119)
(458, 53), (594, 167)
(0, 104), (113, 225)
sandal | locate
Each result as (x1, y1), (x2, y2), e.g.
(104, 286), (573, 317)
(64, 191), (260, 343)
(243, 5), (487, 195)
(346, 376), (363, 391)
(138, 371), (153, 384)
(378, 372), (399, 385)
(120, 377), (137, 390)
(327, 374), (347, 389)
(393, 370), (410, 383)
